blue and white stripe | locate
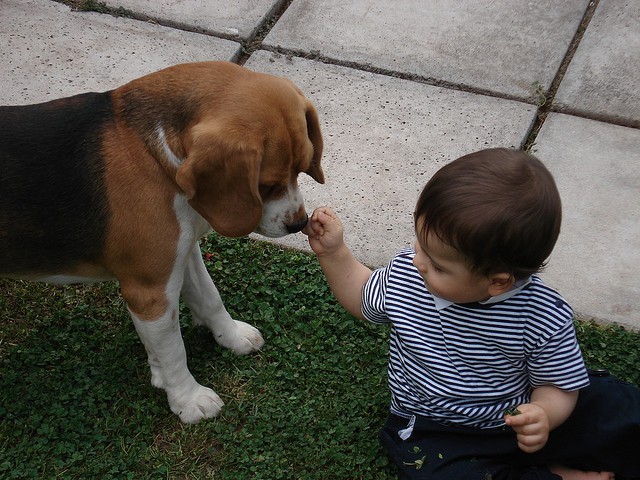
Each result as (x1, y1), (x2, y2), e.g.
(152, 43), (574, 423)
(362, 249), (590, 428)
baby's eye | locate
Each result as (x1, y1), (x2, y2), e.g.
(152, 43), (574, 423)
(430, 261), (444, 273)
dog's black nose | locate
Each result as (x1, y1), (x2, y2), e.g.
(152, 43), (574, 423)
(285, 214), (309, 234)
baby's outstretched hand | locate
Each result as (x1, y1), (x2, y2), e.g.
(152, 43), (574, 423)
(504, 403), (550, 453)
(303, 207), (345, 256)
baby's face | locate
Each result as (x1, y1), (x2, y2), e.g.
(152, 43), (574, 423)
(413, 232), (492, 304)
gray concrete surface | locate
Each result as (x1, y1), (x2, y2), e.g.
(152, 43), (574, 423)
(1, 0), (638, 331)
(534, 114), (640, 325)
(554, 0), (640, 128)
(246, 51), (536, 269)
(264, 0), (589, 102)
(0, 0), (240, 103)
(97, 0), (283, 40)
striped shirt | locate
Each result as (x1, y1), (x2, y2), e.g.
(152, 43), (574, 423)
(362, 248), (590, 428)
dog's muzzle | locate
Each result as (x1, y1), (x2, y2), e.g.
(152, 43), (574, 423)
(285, 214), (309, 234)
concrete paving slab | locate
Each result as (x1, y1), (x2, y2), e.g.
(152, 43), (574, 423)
(533, 113), (640, 331)
(554, 0), (640, 128)
(102, 0), (281, 40)
(0, 0), (240, 104)
(264, 0), (589, 102)
(0, 1), (637, 331)
(246, 51), (537, 268)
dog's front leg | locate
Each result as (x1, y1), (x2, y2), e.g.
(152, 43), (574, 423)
(181, 243), (265, 354)
(128, 301), (224, 423)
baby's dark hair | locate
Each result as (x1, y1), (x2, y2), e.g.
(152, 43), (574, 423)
(414, 148), (562, 280)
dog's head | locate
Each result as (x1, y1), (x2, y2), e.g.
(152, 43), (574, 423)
(175, 69), (324, 238)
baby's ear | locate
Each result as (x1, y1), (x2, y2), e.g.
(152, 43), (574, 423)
(488, 273), (515, 297)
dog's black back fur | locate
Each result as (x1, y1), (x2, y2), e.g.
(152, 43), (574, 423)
(0, 93), (112, 275)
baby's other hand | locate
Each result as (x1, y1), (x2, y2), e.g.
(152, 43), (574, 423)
(504, 403), (550, 453)
(303, 207), (345, 256)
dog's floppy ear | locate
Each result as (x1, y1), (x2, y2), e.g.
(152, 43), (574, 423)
(304, 102), (325, 184)
(176, 121), (262, 237)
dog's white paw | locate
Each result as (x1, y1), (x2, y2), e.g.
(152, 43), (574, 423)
(149, 362), (165, 389)
(215, 320), (264, 355)
(171, 385), (224, 424)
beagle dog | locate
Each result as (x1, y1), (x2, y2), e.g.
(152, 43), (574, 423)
(0, 61), (324, 423)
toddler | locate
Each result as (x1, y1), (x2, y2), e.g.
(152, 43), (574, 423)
(304, 148), (640, 480)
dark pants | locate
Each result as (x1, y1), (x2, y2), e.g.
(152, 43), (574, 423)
(380, 373), (640, 480)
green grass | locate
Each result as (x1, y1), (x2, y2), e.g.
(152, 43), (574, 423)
(1, 235), (638, 479)
(54, 0), (135, 18)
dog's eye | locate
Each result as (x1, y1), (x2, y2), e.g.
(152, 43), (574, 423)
(259, 184), (284, 198)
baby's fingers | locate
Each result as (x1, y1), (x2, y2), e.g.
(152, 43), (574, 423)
(516, 433), (546, 453)
(504, 403), (545, 427)
(303, 216), (324, 237)
(504, 408), (528, 427)
(312, 208), (336, 224)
